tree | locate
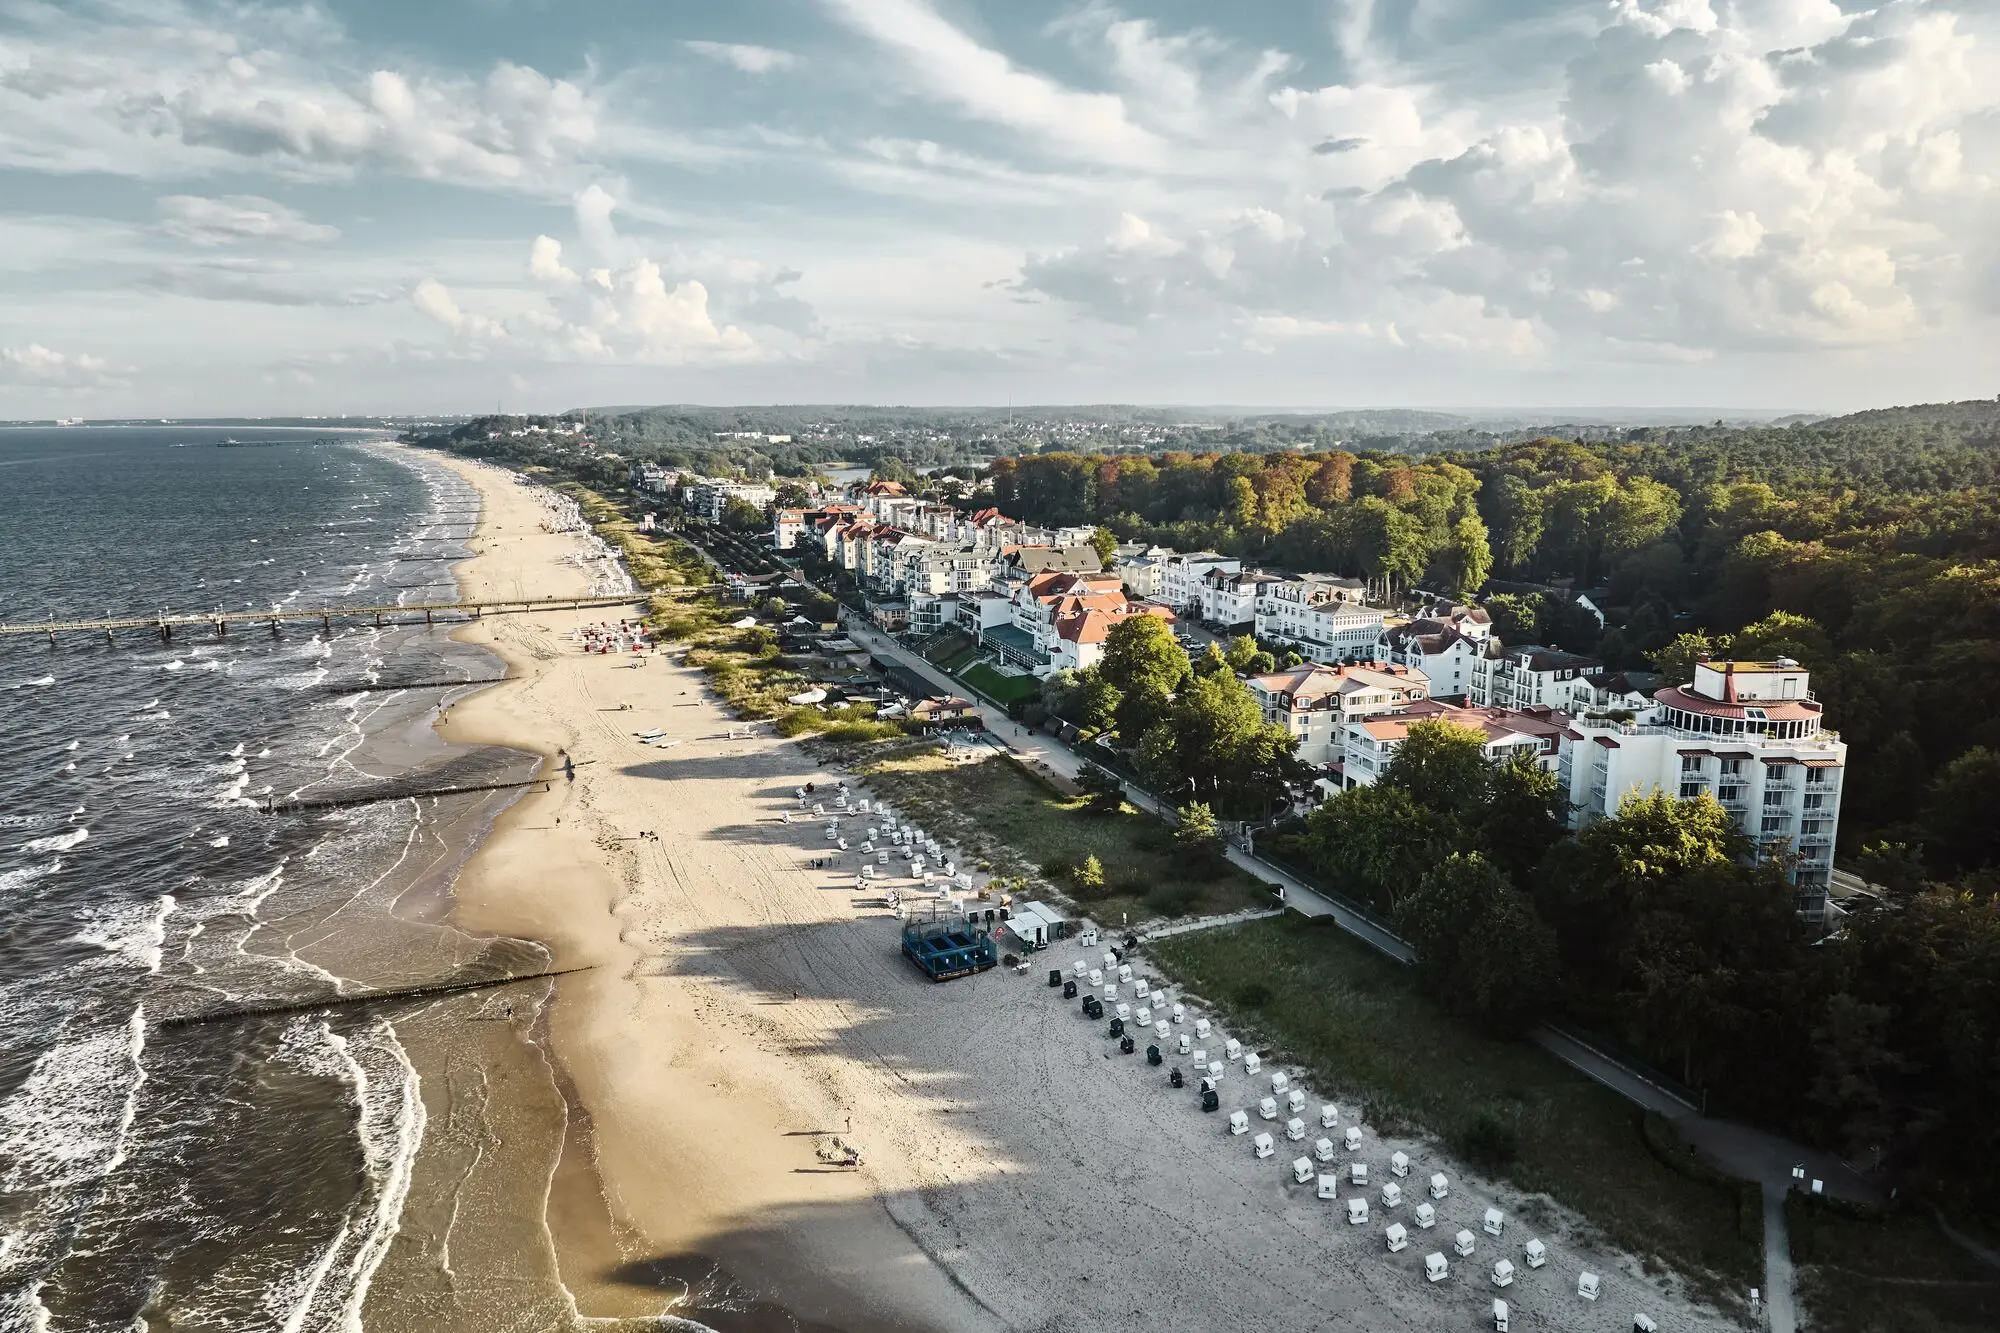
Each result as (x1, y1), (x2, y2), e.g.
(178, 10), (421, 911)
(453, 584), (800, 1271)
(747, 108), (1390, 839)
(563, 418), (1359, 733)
(1394, 854), (1559, 1034)
(1474, 752), (1569, 885)
(1100, 615), (1189, 740)
(1174, 801), (1223, 868)
(1483, 593), (1540, 644)
(1073, 854), (1107, 895)
(1925, 748), (2000, 873)
(1651, 632), (1722, 683)
(774, 482), (812, 508)
(1074, 763), (1126, 816)
(1090, 525), (1120, 569)
(1224, 634), (1260, 673)
(1381, 720), (1492, 824)
(1192, 642), (1230, 677)
(872, 455), (918, 488)
(719, 498), (765, 532)
(1141, 672), (1299, 817)
(1300, 784), (1447, 909)
(1729, 610), (1831, 666)
(1071, 671), (1122, 732)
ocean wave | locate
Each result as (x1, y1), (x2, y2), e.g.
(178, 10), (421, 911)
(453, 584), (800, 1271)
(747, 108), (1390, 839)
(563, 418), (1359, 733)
(0, 1007), (148, 1193)
(0, 860), (63, 892)
(74, 894), (176, 974)
(266, 1018), (426, 1333)
(7, 674), (57, 689)
(20, 827), (87, 854)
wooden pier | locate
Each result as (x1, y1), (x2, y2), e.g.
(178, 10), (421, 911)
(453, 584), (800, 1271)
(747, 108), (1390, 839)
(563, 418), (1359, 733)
(2, 593), (654, 645)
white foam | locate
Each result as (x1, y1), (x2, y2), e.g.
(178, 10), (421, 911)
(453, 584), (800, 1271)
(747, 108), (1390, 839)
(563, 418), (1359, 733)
(161, 659), (185, 672)
(208, 836), (231, 848)
(0, 1006), (148, 1193)
(74, 895), (176, 974)
(20, 828), (87, 854)
(267, 1018), (427, 1333)
(0, 860), (62, 893)
(6, 675), (56, 689)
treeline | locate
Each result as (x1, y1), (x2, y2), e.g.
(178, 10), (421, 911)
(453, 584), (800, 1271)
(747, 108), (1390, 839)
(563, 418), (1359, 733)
(985, 401), (2000, 866)
(1270, 722), (2000, 1217)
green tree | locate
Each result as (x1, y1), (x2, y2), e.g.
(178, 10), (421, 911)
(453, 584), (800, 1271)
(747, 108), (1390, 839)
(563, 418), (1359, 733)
(1729, 610), (1831, 666)
(719, 497), (766, 532)
(1090, 525), (1120, 569)
(1650, 632), (1722, 683)
(1925, 747), (2000, 873)
(1381, 720), (1492, 823)
(1300, 784), (1447, 910)
(1071, 671), (1122, 731)
(1073, 854), (1107, 894)
(1100, 614), (1189, 738)
(1475, 752), (1569, 884)
(1484, 593), (1540, 644)
(1074, 763), (1126, 816)
(1192, 642), (1231, 677)
(1174, 801), (1223, 868)
(872, 455), (919, 488)
(774, 481), (812, 508)
(1394, 854), (1560, 1034)
(1224, 634), (1260, 673)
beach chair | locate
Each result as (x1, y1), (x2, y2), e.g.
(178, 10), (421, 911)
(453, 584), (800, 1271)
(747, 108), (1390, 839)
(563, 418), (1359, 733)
(1243, 1052), (1261, 1076)
(1314, 1136), (1336, 1163)
(1454, 1229), (1476, 1258)
(1492, 1259), (1514, 1288)
(1350, 1162), (1368, 1186)
(1258, 1097), (1278, 1121)
(1319, 1104), (1339, 1129)
(1381, 1182), (1402, 1208)
(1391, 1150), (1410, 1177)
(1386, 1223), (1408, 1252)
(1270, 1071), (1288, 1094)
(1253, 1133), (1275, 1159)
(1344, 1126), (1362, 1152)
(1492, 1299), (1509, 1331)
(1483, 1207), (1504, 1238)
(1285, 1117), (1306, 1142)
(1429, 1172), (1449, 1200)
(1577, 1272), (1601, 1301)
(1291, 1157), (1314, 1185)
(1425, 1253), (1448, 1283)
(1228, 1110), (1250, 1136)
(1414, 1202), (1436, 1229)
(1523, 1239), (1546, 1269)
(1347, 1197), (1369, 1225)
(1317, 1173), (1338, 1200)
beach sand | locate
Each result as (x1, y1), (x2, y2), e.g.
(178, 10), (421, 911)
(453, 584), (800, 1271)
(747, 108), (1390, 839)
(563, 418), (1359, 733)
(385, 449), (1752, 1333)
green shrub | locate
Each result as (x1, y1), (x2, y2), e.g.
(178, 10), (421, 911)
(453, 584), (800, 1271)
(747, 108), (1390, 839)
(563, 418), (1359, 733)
(1235, 980), (1274, 1009)
(1453, 1108), (1521, 1173)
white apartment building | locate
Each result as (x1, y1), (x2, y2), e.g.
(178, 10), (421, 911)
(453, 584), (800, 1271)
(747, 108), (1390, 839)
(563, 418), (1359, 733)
(1380, 619), (1484, 701)
(1200, 568), (1286, 629)
(1470, 644), (1603, 710)
(1563, 658), (1845, 921)
(1248, 662), (1431, 768)
(688, 479), (777, 524)
(1256, 576), (1387, 664)
(1156, 553), (1240, 616)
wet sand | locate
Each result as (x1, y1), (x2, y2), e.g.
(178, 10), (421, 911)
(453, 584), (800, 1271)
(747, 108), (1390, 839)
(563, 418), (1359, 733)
(388, 450), (1753, 1333)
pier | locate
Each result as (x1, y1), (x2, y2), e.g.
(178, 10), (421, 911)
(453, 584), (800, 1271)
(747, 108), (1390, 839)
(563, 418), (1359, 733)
(2, 593), (665, 645)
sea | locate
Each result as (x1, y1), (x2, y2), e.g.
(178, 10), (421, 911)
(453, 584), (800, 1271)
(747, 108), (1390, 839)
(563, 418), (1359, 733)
(0, 427), (616, 1330)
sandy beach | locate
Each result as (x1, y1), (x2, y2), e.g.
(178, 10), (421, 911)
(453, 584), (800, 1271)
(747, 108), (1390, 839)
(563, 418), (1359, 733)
(398, 448), (1752, 1333)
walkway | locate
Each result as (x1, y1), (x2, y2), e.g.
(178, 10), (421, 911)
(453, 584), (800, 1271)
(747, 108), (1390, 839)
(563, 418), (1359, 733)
(1763, 1185), (1800, 1333)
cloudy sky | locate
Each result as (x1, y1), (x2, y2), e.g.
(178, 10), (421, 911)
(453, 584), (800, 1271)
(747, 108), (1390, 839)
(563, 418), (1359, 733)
(2, 0), (1996, 416)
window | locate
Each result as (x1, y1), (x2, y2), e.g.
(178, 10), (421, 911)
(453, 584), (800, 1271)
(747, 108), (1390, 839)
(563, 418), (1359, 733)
(1679, 782), (1704, 800)
(1720, 759), (1743, 776)
(1680, 756), (1704, 773)
(1764, 789), (1788, 806)
(1803, 794), (1827, 811)
(1762, 815), (1789, 833)
(1805, 767), (1830, 785)
(1719, 784), (1745, 803)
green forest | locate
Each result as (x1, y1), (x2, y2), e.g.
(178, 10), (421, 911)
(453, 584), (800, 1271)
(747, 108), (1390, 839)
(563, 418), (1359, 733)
(980, 401), (2000, 868)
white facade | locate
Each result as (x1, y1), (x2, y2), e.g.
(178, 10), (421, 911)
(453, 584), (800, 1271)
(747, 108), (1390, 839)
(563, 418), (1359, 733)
(1563, 659), (1844, 921)
(1469, 645), (1602, 710)
(1257, 580), (1387, 665)
(1249, 663), (1431, 768)
(1157, 553), (1240, 616)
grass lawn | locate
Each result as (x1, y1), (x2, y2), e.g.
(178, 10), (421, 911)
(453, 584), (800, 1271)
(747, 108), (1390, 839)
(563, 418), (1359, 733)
(957, 662), (1041, 706)
(860, 750), (1276, 926)
(1792, 1202), (2000, 1333)
(1149, 914), (1763, 1298)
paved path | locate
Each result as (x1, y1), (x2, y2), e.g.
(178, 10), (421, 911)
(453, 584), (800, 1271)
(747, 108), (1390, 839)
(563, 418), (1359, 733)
(1763, 1184), (1799, 1333)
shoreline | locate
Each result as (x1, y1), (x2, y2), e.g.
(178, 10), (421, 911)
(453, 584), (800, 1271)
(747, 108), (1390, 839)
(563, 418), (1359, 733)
(410, 449), (996, 1332)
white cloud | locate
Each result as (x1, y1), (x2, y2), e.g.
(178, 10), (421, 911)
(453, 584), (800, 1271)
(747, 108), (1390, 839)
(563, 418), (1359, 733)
(157, 195), (339, 245)
(0, 3), (598, 187)
(0, 344), (112, 386)
(683, 41), (798, 75)
(822, 0), (1159, 166)
(412, 279), (508, 342)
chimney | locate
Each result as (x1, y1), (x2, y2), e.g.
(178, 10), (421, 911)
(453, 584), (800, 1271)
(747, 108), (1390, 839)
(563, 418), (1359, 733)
(1722, 660), (1737, 704)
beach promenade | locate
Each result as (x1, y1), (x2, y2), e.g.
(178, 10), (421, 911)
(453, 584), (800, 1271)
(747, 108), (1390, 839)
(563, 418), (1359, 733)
(413, 450), (1754, 1333)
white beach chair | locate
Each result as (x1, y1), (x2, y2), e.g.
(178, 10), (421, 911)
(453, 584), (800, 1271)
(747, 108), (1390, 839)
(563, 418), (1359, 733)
(1319, 1104), (1339, 1129)
(1285, 1117), (1306, 1142)
(1429, 1172), (1450, 1200)
(1228, 1110), (1249, 1136)
(1178, 1034), (1192, 1055)
(1258, 1097), (1278, 1121)
(1425, 1253), (1448, 1283)
(1286, 1090), (1306, 1115)
(1391, 1150), (1410, 1177)
(1243, 1052), (1261, 1076)
(1454, 1229), (1476, 1258)
(1381, 1182), (1402, 1209)
(1344, 1126), (1362, 1152)
(1253, 1133), (1275, 1159)
(1523, 1239), (1546, 1269)
(1347, 1197), (1369, 1226)
(1317, 1173), (1338, 1200)
(1350, 1162), (1368, 1187)
(1292, 1157), (1314, 1185)
(1314, 1136), (1336, 1163)
(1415, 1202), (1436, 1229)
(1492, 1259), (1515, 1288)
(1194, 1018), (1211, 1039)
(1483, 1207), (1504, 1238)
(1386, 1222), (1408, 1252)
(1577, 1272), (1601, 1301)
(1225, 1038), (1242, 1061)
(1136, 1006), (1152, 1027)
(1492, 1298), (1509, 1331)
